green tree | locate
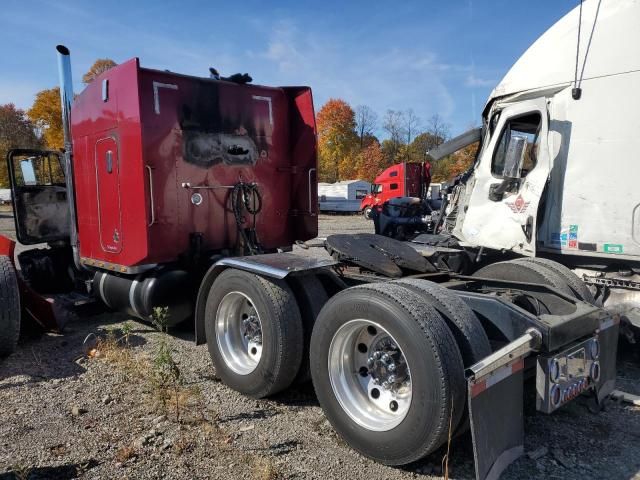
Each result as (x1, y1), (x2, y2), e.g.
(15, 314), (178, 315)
(316, 99), (359, 182)
(411, 132), (444, 159)
(0, 104), (42, 188)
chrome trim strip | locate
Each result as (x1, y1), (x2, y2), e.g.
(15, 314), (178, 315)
(181, 182), (234, 190)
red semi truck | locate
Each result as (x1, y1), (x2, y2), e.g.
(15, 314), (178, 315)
(0, 45), (619, 480)
(359, 161), (432, 218)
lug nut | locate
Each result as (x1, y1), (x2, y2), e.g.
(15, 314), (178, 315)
(388, 363), (396, 372)
(382, 353), (391, 363)
(373, 351), (382, 360)
(387, 374), (397, 384)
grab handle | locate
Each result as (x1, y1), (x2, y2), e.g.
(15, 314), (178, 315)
(308, 168), (317, 215)
(146, 165), (155, 226)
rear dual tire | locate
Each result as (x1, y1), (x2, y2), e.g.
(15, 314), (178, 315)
(205, 269), (303, 398)
(474, 258), (595, 304)
(310, 282), (467, 465)
(516, 257), (595, 304)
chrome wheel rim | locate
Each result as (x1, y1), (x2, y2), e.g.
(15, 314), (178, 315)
(215, 291), (263, 375)
(328, 319), (412, 431)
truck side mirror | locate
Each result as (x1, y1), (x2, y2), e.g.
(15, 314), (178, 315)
(502, 134), (527, 178)
(20, 159), (37, 185)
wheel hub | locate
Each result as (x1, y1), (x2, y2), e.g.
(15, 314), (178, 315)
(215, 291), (263, 375)
(328, 319), (413, 432)
(367, 342), (408, 391)
(241, 314), (262, 344)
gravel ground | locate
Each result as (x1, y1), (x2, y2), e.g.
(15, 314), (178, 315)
(1, 212), (640, 480)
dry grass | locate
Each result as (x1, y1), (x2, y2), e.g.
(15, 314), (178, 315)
(10, 464), (31, 480)
(115, 445), (137, 463)
(90, 325), (149, 380)
(441, 398), (455, 480)
(84, 319), (281, 477)
(89, 323), (210, 425)
(251, 455), (280, 480)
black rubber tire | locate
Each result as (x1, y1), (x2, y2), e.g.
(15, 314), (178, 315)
(0, 256), (20, 357)
(393, 279), (491, 366)
(517, 257), (595, 304)
(473, 259), (574, 297)
(363, 207), (373, 219)
(288, 274), (329, 383)
(310, 282), (465, 465)
(393, 278), (490, 437)
(205, 269), (303, 398)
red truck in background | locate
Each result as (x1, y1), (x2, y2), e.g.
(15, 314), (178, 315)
(359, 162), (432, 218)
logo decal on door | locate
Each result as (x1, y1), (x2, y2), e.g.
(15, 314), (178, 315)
(506, 194), (530, 214)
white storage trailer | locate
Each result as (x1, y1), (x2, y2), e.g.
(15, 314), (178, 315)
(0, 189), (11, 204)
(318, 180), (371, 213)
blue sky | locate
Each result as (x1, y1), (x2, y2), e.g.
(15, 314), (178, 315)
(1, 0), (576, 136)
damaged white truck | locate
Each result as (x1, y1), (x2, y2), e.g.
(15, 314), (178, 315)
(376, 0), (640, 340)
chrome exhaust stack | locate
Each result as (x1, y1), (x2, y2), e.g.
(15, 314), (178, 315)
(55, 45), (83, 270)
(56, 45), (74, 154)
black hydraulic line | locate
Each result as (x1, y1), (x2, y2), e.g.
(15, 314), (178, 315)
(230, 181), (263, 255)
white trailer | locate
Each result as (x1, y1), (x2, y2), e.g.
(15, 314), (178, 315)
(318, 180), (371, 213)
(0, 189), (11, 204)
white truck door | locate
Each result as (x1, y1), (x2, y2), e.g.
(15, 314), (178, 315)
(459, 98), (549, 256)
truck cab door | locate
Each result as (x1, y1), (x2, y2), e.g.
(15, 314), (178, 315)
(457, 98), (549, 255)
(7, 149), (70, 245)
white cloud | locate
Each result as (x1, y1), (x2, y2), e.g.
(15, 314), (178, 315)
(465, 74), (495, 87)
(250, 20), (474, 134)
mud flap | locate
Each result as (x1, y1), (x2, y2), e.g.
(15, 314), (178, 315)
(468, 358), (525, 480)
(595, 315), (619, 405)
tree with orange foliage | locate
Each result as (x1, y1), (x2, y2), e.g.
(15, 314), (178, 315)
(27, 59), (118, 151)
(355, 140), (386, 182)
(431, 142), (479, 182)
(28, 88), (63, 150)
(449, 142), (478, 177)
(316, 99), (358, 182)
(82, 59), (117, 84)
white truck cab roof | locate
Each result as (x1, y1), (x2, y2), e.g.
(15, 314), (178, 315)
(488, 0), (640, 107)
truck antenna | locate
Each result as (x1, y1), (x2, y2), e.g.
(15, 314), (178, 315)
(572, 0), (583, 100)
